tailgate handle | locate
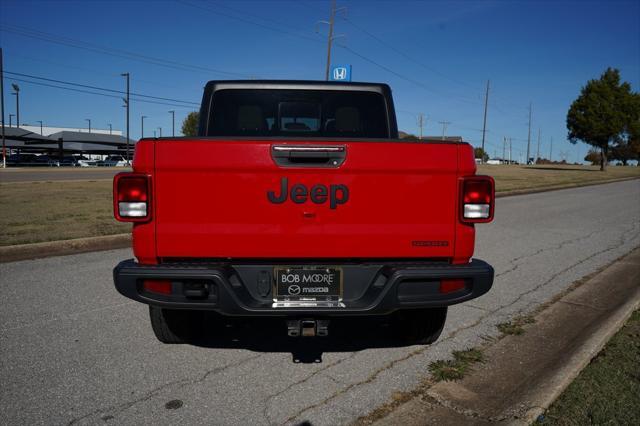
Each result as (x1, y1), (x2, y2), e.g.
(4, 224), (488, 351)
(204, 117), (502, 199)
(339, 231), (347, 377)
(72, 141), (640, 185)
(271, 145), (346, 167)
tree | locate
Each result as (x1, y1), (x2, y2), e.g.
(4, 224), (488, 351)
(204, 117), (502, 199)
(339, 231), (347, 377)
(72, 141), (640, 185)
(566, 68), (638, 171)
(584, 149), (601, 166)
(610, 141), (634, 165)
(474, 147), (489, 162)
(181, 111), (199, 137)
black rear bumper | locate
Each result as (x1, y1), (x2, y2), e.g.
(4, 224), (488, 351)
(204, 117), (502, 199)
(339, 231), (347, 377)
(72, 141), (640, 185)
(113, 259), (494, 316)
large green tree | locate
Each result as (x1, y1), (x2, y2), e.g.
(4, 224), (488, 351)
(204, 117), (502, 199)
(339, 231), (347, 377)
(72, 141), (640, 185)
(567, 68), (638, 171)
(181, 111), (199, 137)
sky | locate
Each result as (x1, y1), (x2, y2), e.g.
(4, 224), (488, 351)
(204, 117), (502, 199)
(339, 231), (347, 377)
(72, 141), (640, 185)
(1, 0), (639, 163)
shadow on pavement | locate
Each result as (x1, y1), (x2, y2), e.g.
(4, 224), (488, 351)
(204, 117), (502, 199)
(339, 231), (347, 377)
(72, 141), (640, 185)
(190, 313), (410, 363)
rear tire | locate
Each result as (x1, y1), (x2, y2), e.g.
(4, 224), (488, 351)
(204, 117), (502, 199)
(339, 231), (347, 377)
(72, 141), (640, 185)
(392, 307), (448, 345)
(149, 306), (202, 344)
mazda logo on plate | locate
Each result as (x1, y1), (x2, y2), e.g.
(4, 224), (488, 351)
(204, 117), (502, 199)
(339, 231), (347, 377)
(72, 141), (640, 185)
(288, 285), (301, 295)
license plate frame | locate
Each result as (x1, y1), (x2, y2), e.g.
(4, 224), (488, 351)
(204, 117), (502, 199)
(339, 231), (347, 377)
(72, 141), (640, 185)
(273, 266), (343, 302)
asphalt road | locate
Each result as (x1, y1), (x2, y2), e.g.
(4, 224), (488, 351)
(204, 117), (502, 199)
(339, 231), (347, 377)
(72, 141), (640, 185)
(1, 180), (639, 425)
(0, 167), (127, 183)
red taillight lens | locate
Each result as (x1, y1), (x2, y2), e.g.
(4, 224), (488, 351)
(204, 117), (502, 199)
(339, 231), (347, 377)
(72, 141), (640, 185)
(114, 173), (151, 222)
(117, 176), (148, 202)
(461, 176), (494, 223)
(463, 180), (492, 204)
(439, 279), (466, 294)
(143, 279), (172, 295)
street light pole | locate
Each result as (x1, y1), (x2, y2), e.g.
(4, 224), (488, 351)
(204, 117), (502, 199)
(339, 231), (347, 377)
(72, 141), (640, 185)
(121, 73), (130, 163)
(85, 118), (91, 133)
(108, 123), (112, 135)
(141, 115), (146, 138)
(37, 120), (43, 135)
(11, 83), (19, 127)
(168, 110), (175, 136)
(0, 47), (5, 168)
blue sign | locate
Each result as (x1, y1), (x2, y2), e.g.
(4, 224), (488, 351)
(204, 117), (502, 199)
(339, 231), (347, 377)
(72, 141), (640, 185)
(329, 65), (352, 81)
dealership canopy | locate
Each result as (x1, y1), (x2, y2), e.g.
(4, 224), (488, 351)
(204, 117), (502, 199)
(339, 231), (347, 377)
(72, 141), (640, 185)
(2, 128), (136, 154)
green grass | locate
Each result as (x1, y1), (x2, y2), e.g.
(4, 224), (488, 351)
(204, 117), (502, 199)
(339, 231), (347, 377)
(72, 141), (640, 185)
(497, 315), (536, 336)
(428, 348), (485, 382)
(0, 180), (130, 246)
(0, 164), (638, 246)
(537, 310), (640, 425)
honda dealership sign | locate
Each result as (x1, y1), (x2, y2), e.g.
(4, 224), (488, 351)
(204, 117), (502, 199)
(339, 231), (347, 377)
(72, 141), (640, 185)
(330, 65), (352, 81)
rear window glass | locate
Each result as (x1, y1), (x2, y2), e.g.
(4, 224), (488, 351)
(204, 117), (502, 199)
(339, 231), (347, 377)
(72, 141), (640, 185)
(206, 89), (389, 138)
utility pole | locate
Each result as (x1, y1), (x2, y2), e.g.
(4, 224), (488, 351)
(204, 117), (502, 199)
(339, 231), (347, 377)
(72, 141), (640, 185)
(121, 73), (130, 163)
(502, 136), (506, 162)
(438, 121), (451, 140)
(549, 136), (553, 162)
(536, 128), (541, 163)
(37, 120), (43, 135)
(481, 80), (490, 161)
(417, 113), (425, 140)
(11, 83), (19, 127)
(526, 102), (532, 164)
(324, 0), (336, 81)
(168, 110), (175, 137)
(141, 115), (146, 138)
(509, 137), (513, 164)
(108, 123), (112, 135)
(85, 118), (91, 133)
(0, 47), (5, 168)
(317, 0), (345, 80)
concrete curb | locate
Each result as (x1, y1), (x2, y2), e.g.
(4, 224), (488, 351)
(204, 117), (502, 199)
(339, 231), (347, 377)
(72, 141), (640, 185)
(0, 177), (637, 263)
(520, 268), (640, 425)
(370, 248), (640, 426)
(0, 233), (131, 263)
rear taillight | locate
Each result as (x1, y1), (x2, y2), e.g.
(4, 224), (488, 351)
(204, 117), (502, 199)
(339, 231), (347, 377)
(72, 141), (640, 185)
(460, 176), (494, 223)
(143, 279), (172, 295)
(439, 279), (467, 294)
(114, 173), (151, 222)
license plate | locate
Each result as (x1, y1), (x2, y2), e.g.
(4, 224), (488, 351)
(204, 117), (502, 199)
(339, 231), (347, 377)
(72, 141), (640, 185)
(274, 267), (342, 301)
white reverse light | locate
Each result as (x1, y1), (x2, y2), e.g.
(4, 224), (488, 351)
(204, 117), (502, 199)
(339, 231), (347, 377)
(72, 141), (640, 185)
(464, 204), (490, 219)
(119, 202), (147, 217)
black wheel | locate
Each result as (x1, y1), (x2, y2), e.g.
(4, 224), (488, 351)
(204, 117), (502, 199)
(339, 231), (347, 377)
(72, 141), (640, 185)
(148, 306), (203, 344)
(391, 307), (448, 344)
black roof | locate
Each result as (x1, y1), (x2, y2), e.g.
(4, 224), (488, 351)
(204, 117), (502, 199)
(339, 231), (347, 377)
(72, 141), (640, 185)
(204, 80), (392, 94)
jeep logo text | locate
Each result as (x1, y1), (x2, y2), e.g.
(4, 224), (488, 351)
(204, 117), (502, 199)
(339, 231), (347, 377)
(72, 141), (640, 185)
(267, 177), (349, 209)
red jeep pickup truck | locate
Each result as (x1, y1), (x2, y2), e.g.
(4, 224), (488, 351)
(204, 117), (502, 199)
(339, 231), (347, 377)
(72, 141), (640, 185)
(113, 80), (494, 344)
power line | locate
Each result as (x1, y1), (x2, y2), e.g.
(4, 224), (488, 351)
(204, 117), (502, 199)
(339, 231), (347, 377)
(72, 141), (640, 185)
(0, 24), (251, 78)
(343, 16), (480, 93)
(4, 71), (199, 105)
(3, 77), (196, 109)
(175, 0), (323, 44)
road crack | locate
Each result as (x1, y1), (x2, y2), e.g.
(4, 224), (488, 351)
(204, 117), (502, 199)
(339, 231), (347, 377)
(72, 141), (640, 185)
(67, 353), (262, 425)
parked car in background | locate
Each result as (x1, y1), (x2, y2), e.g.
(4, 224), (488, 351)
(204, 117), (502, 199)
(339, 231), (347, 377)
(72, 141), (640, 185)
(77, 158), (99, 167)
(6, 153), (37, 167)
(59, 156), (82, 167)
(98, 155), (128, 167)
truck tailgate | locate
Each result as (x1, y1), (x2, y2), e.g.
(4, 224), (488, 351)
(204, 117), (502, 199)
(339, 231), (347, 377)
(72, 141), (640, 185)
(153, 140), (460, 259)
